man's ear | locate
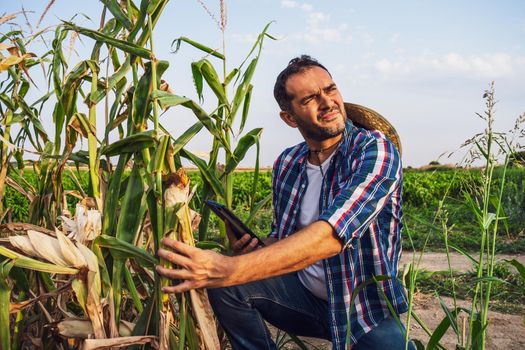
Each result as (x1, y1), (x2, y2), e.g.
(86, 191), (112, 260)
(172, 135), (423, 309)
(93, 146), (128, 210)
(279, 111), (298, 128)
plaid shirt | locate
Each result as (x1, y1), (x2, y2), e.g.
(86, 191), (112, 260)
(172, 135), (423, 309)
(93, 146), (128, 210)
(269, 120), (408, 348)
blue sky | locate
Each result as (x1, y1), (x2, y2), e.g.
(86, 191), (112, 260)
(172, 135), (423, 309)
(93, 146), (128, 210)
(3, 0), (525, 167)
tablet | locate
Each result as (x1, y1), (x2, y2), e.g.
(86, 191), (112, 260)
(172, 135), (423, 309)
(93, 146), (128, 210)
(205, 200), (265, 247)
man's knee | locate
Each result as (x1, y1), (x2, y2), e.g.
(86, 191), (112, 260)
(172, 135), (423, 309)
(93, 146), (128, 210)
(208, 285), (245, 313)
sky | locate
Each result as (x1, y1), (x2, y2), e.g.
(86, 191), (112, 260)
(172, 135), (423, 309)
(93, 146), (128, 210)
(3, 0), (525, 168)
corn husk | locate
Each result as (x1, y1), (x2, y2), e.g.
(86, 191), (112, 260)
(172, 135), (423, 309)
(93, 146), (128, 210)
(61, 203), (102, 244)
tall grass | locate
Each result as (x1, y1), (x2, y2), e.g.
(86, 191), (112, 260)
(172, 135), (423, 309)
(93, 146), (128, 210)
(403, 83), (525, 350)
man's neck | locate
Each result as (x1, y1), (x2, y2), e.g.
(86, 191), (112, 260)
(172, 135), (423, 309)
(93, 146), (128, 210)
(307, 134), (342, 165)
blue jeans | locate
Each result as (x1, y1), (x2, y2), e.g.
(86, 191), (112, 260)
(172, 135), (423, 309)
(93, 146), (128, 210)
(208, 273), (415, 350)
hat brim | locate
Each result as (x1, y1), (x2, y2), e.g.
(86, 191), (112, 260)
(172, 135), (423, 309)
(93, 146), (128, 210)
(344, 102), (402, 156)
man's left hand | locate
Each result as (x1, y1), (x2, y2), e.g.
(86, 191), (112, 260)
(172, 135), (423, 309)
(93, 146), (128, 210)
(156, 237), (233, 293)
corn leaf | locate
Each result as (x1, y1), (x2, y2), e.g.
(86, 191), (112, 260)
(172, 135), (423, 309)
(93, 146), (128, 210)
(172, 122), (204, 155)
(95, 235), (157, 268)
(63, 21), (151, 59)
(193, 59), (229, 109)
(171, 37), (224, 60)
(116, 164), (146, 244)
(152, 90), (225, 144)
(101, 130), (157, 156)
(239, 83), (253, 134)
(100, 0), (133, 30)
(246, 193), (272, 227)
(0, 246), (79, 274)
(223, 128), (263, 175)
(180, 149), (225, 199)
(0, 260), (13, 350)
(102, 154), (130, 235)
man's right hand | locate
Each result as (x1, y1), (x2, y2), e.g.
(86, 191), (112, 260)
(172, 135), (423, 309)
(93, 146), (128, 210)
(225, 222), (260, 255)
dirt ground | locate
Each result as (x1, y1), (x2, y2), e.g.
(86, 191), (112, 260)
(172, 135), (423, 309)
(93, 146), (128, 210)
(268, 252), (525, 349)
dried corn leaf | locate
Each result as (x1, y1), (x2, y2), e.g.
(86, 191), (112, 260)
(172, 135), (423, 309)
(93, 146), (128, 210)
(0, 53), (35, 72)
(57, 318), (136, 338)
(80, 336), (157, 350)
(76, 243), (105, 339)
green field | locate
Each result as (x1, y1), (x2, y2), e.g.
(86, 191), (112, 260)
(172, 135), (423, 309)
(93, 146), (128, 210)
(5, 166), (525, 253)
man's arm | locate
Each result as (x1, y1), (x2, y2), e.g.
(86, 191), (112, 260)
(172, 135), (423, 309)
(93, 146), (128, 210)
(156, 220), (342, 293)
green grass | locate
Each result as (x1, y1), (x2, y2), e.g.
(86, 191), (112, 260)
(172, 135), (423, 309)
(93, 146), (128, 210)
(414, 263), (525, 314)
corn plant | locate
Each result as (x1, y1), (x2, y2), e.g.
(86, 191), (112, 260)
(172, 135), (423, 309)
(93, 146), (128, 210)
(0, 1), (271, 348)
(169, 17), (275, 243)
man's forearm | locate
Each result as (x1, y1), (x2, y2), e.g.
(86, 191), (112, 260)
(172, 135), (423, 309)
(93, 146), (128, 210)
(226, 220), (343, 286)
(156, 220), (343, 293)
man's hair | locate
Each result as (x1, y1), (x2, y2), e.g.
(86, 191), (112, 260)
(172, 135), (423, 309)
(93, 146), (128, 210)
(273, 55), (331, 112)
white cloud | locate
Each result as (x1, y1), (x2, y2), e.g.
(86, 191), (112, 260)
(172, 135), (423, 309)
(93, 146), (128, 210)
(280, 0), (312, 11)
(231, 33), (259, 44)
(374, 53), (524, 79)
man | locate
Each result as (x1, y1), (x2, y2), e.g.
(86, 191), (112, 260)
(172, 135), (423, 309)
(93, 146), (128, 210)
(156, 55), (413, 349)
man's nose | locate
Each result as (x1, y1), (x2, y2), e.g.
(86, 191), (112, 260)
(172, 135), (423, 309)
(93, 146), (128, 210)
(318, 92), (334, 109)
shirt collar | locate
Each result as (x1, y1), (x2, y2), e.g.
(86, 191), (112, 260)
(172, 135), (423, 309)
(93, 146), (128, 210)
(296, 119), (354, 166)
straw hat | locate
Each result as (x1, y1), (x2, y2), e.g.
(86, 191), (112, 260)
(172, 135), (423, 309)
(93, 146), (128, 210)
(344, 102), (402, 155)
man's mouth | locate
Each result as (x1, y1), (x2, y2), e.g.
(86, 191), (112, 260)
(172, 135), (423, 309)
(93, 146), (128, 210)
(318, 108), (340, 122)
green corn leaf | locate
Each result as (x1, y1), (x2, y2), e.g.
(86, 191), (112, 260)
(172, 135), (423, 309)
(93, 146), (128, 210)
(239, 84), (253, 134)
(116, 165), (146, 244)
(90, 57), (131, 103)
(152, 90), (225, 145)
(102, 154), (130, 236)
(196, 59), (229, 109)
(171, 37), (224, 60)
(191, 61), (204, 101)
(124, 267), (143, 313)
(0, 260), (14, 350)
(95, 235), (157, 268)
(129, 295), (156, 350)
(0, 246), (79, 274)
(223, 128), (263, 175)
(180, 149), (225, 199)
(224, 68), (239, 86)
(63, 21), (151, 59)
(101, 130), (157, 156)
(238, 22), (274, 71)
(100, 0), (133, 29)
(152, 134), (170, 174)
(246, 193), (272, 227)
(172, 122), (204, 155)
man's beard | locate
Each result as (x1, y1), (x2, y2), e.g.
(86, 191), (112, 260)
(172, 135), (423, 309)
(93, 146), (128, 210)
(293, 111), (346, 142)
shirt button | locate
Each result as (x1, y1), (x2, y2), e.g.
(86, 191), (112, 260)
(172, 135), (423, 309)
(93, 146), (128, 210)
(301, 184), (305, 188)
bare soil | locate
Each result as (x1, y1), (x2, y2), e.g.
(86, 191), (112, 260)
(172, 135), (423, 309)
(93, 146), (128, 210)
(268, 252), (525, 349)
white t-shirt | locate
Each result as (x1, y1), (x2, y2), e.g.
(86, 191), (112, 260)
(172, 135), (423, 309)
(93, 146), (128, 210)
(297, 152), (335, 301)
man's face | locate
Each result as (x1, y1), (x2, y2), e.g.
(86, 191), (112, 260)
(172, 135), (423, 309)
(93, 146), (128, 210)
(281, 66), (347, 143)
